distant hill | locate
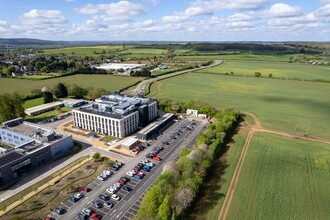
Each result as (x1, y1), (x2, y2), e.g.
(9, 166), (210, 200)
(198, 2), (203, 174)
(0, 38), (65, 46)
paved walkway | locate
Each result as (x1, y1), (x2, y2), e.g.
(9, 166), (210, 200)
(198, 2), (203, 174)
(0, 157), (91, 217)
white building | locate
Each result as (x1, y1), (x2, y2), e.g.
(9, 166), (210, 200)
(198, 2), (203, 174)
(72, 94), (157, 138)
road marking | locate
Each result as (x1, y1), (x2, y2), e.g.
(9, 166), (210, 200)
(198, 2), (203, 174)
(116, 211), (123, 218)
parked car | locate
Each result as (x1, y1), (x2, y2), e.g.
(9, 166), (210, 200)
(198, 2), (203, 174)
(74, 193), (83, 200)
(81, 187), (91, 193)
(82, 208), (93, 216)
(104, 201), (114, 208)
(96, 175), (106, 181)
(146, 162), (155, 167)
(75, 213), (88, 220)
(90, 212), (101, 220)
(98, 194), (109, 201)
(54, 207), (65, 215)
(115, 161), (123, 167)
(152, 156), (162, 161)
(106, 187), (117, 194)
(110, 164), (119, 171)
(122, 186), (132, 192)
(43, 217), (54, 220)
(111, 194), (121, 201)
(91, 201), (102, 208)
(133, 174), (142, 180)
(69, 196), (79, 203)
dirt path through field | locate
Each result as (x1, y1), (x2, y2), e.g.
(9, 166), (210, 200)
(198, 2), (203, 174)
(218, 112), (330, 220)
(217, 129), (255, 220)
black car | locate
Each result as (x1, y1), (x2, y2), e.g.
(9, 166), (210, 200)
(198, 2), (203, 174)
(92, 201), (102, 208)
(76, 213), (88, 220)
(110, 164), (119, 171)
(122, 186), (132, 192)
(54, 207), (65, 215)
(115, 161), (123, 167)
(137, 146), (145, 151)
(120, 176), (129, 182)
(146, 153), (154, 158)
(98, 194), (109, 201)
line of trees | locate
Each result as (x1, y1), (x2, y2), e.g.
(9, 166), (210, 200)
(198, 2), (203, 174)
(137, 103), (239, 220)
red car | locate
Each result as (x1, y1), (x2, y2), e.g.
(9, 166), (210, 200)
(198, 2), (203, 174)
(43, 217), (54, 220)
(82, 187), (91, 193)
(134, 148), (141, 153)
(152, 156), (162, 161)
(118, 179), (126, 185)
(91, 212), (101, 220)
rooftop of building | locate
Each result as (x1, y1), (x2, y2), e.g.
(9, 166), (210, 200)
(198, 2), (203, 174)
(75, 94), (156, 119)
(25, 101), (63, 115)
(1, 118), (67, 143)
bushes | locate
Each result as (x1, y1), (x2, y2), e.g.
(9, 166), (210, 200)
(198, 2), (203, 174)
(137, 106), (239, 220)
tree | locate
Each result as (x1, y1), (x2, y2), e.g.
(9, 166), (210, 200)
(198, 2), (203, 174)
(53, 83), (68, 98)
(85, 88), (108, 100)
(93, 152), (101, 161)
(68, 84), (87, 99)
(158, 195), (171, 220)
(43, 91), (53, 103)
(40, 66), (49, 73)
(0, 93), (25, 123)
(173, 188), (195, 215)
(268, 73), (273, 78)
(254, 72), (261, 77)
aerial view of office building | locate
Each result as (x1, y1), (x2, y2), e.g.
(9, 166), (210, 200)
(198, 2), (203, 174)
(72, 93), (158, 138)
(0, 118), (74, 187)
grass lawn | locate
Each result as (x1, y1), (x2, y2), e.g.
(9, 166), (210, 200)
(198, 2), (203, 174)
(227, 132), (330, 220)
(25, 107), (72, 122)
(187, 128), (249, 220)
(149, 73), (330, 139)
(0, 75), (144, 95)
(199, 60), (330, 80)
(23, 97), (44, 109)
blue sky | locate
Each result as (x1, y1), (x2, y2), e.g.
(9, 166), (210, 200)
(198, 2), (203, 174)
(0, 0), (329, 41)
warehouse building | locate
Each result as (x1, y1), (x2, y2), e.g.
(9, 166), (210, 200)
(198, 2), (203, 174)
(72, 94), (158, 138)
(0, 118), (74, 188)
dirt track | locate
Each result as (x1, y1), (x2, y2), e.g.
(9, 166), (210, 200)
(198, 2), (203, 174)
(217, 112), (330, 220)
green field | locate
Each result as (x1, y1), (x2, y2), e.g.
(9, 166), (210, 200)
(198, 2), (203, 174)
(174, 53), (297, 62)
(227, 132), (330, 220)
(0, 75), (143, 95)
(42, 45), (126, 56)
(200, 61), (330, 80)
(149, 73), (330, 139)
(23, 97), (44, 109)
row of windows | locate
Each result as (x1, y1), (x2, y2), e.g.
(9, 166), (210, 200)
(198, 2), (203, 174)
(11, 158), (31, 172)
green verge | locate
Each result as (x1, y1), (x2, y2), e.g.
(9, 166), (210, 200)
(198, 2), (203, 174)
(227, 132), (330, 220)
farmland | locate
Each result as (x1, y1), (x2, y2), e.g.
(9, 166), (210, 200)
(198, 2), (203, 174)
(148, 72), (330, 139)
(42, 45), (125, 56)
(226, 132), (330, 220)
(200, 60), (330, 80)
(0, 75), (143, 95)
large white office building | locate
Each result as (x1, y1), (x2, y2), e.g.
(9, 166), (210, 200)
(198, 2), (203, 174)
(72, 94), (157, 138)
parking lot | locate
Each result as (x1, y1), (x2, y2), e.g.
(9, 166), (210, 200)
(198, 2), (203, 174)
(50, 117), (207, 220)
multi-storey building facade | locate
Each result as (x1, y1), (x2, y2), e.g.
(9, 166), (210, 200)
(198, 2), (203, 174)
(72, 94), (158, 138)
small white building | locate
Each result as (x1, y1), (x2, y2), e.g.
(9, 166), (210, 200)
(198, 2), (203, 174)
(187, 109), (198, 117)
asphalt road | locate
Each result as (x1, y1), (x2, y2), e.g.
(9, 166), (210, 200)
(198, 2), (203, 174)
(53, 118), (207, 220)
(130, 60), (223, 95)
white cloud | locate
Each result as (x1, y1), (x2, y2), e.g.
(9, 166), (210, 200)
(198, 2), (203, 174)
(263, 3), (302, 17)
(268, 13), (317, 27)
(190, 0), (269, 11)
(314, 4), (330, 17)
(161, 15), (189, 23)
(20, 9), (67, 34)
(76, 1), (146, 21)
(228, 12), (256, 21)
(143, 0), (159, 5)
(320, 0), (330, 4)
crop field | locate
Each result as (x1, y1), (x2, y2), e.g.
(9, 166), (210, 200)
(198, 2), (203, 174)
(0, 75), (143, 95)
(199, 61), (330, 80)
(42, 45), (127, 56)
(149, 73), (330, 139)
(174, 53), (298, 62)
(227, 132), (330, 220)
(23, 97), (44, 109)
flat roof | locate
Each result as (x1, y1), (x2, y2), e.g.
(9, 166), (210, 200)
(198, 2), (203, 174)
(61, 98), (86, 105)
(95, 63), (145, 70)
(0, 151), (23, 167)
(121, 137), (139, 147)
(138, 113), (174, 135)
(25, 101), (63, 115)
